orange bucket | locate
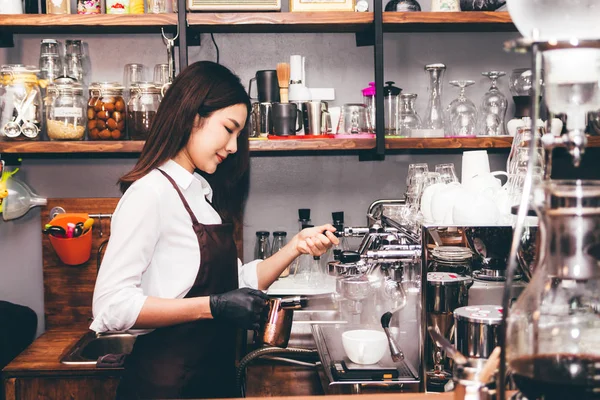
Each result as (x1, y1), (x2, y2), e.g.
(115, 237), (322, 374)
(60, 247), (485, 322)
(48, 213), (92, 266)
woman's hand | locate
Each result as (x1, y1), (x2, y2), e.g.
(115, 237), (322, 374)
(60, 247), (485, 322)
(291, 224), (340, 257)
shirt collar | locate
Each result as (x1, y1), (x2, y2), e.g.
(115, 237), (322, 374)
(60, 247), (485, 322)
(160, 159), (214, 202)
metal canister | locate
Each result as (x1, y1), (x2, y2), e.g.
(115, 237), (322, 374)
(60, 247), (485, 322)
(427, 272), (473, 314)
(454, 305), (502, 360)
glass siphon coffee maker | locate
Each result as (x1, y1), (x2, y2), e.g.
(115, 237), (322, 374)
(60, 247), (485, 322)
(507, 180), (600, 400)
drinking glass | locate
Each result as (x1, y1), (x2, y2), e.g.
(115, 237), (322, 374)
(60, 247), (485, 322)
(338, 103), (371, 134)
(153, 63), (170, 86)
(123, 63), (146, 90)
(65, 40), (83, 57)
(445, 80), (477, 137)
(39, 55), (63, 83)
(478, 71), (508, 136)
(406, 163), (429, 190)
(40, 39), (61, 57)
(435, 163), (458, 184)
(147, 0), (167, 13)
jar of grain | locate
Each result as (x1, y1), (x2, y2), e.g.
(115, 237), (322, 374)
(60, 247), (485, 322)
(46, 82), (86, 141)
(87, 82), (126, 140)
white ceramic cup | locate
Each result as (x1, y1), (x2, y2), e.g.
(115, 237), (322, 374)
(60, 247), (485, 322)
(342, 329), (388, 365)
(461, 150), (490, 185)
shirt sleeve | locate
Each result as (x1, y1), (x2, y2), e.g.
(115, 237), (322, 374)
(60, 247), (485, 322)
(90, 182), (162, 333)
(238, 258), (261, 289)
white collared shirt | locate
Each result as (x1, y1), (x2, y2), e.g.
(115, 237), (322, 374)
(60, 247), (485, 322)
(90, 159), (260, 335)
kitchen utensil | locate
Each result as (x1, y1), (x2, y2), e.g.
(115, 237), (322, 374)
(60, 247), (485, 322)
(301, 101), (330, 135)
(384, 81), (402, 135)
(276, 63), (290, 104)
(248, 70), (280, 103)
(257, 297), (294, 348)
(427, 326), (468, 365)
(48, 213), (93, 265)
(1, 176), (47, 221)
(272, 102), (302, 136)
(380, 312), (404, 361)
(454, 305), (502, 360)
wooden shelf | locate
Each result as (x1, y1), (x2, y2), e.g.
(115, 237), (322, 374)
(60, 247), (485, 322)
(3, 137), (598, 154)
(0, 14), (178, 33)
(249, 138), (375, 151)
(383, 11), (515, 32)
(187, 12), (373, 33)
(0, 11), (514, 34)
(385, 136), (514, 149)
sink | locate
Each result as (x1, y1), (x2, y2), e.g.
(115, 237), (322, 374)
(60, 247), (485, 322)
(61, 331), (137, 365)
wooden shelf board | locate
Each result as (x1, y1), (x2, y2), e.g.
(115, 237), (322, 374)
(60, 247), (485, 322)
(186, 12), (373, 33)
(249, 138), (376, 151)
(385, 136), (514, 149)
(0, 14), (178, 33)
(2, 137), (598, 154)
(383, 11), (516, 32)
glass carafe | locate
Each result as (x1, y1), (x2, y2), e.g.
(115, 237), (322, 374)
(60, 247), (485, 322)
(424, 63), (446, 132)
(398, 93), (421, 136)
(0, 65), (44, 141)
(507, 180), (600, 400)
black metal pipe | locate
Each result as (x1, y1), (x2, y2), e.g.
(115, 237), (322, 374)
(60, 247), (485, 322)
(374, 0), (385, 156)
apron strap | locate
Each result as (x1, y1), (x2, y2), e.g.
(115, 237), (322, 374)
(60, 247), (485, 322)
(158, 169), (203, 234)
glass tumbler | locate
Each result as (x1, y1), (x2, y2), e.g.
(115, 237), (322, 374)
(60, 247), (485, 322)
(123, 63), (147, 91)
(435, 163), (458, 183)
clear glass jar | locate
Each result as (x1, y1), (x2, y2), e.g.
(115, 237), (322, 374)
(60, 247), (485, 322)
(271, 231), (289, 278)
(87, 82), (126, 140)
(46, 82), (86, 141)
(399, 93), (421, 136)
(384, 81), (401, 135)
(0, 65), (44, 141)
(127, 82), (161, 140)
(507, 180), (600, 400)
(254, 231), (271, 260)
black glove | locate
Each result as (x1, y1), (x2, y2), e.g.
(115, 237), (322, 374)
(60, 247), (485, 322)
(209, 288), (269, 330)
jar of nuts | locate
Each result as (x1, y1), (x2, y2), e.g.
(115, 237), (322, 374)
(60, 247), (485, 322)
(46, 82), (86, 141)
(87, 82), (126, 140)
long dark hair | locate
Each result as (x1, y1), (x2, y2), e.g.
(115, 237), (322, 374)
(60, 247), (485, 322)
(119, 61), (251, 225)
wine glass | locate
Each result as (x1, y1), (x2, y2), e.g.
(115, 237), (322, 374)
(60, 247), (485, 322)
(478, 71), (508, 136)
(445, 80), (478, 137)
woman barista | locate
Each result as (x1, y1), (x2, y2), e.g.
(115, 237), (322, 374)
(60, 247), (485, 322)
(91, 61), (338, 399)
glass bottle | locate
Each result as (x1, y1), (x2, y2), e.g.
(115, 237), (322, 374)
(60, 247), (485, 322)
(362, 82), (376, 132)
(0, 65), (44, 141)
(46, 82), (86, 141)
(507, 180), (600, 400)
(87, 82), (126, 140)
(126, 82), (162, 140)
(398, 93), (421, 137)
(423, 63), (446, 132)
(384, 81), (402, 136)
(254, 231), (271, 260)
(271, 231), (289, 278)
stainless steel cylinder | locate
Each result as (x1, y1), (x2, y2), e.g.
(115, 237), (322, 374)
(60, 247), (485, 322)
(454, 305), (502, 359)
(426, 272), (473, 313)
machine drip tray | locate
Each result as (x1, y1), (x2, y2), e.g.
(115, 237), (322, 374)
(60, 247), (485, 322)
(312, 324), (419, 386)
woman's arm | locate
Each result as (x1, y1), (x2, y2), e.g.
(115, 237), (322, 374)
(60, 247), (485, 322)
(132, 296), (212, 329)
(255, 224), (339, 290)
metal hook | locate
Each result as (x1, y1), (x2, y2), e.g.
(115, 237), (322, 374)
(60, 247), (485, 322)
(98, 214), (103, 237)
(161, 26), (178, 84)
(161, 26), (179, 45)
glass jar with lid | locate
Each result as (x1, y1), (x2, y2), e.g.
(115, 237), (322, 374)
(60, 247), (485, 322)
(0, 64), (45, 141)
(126, 82), (162, 140)
(384, 81), (402, 135)
(46, 82), (86, 141)
(87, 82), (126, 140)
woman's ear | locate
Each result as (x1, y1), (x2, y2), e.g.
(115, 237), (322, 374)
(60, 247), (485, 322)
(193, 114), (202, 129)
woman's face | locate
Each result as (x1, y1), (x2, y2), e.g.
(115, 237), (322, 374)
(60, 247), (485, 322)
(176, 103), (247, 174)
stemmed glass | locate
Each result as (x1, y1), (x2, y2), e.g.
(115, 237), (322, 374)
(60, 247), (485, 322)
(445, 80), (477, 137)
(478, 71), (508, 136)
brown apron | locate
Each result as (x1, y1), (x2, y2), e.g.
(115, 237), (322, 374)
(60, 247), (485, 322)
(116, 169), (239, 399)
